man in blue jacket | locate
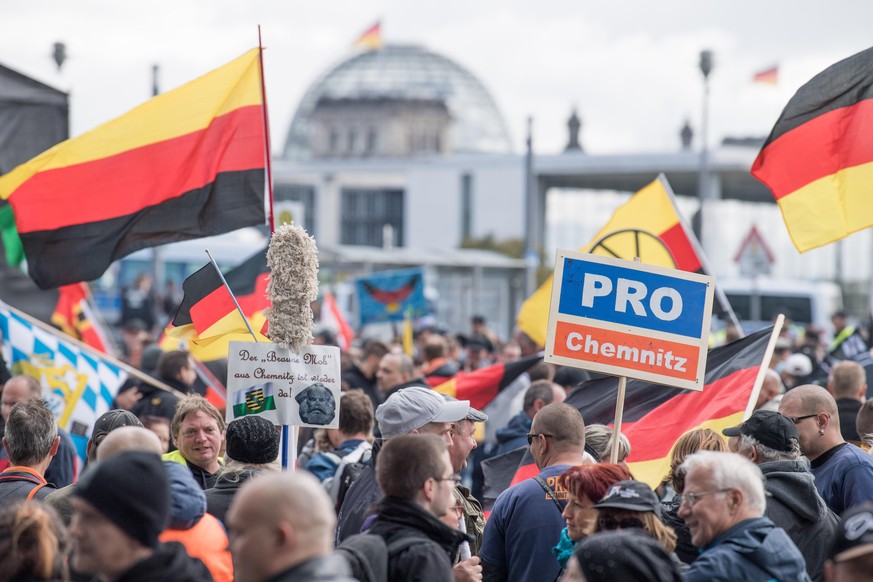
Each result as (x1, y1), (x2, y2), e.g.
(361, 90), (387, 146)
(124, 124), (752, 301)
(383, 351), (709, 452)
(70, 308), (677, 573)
(678, 450), (810, 582)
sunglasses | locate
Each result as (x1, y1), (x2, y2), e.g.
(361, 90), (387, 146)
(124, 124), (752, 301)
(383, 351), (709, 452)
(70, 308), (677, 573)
(598, 516), (645, 531)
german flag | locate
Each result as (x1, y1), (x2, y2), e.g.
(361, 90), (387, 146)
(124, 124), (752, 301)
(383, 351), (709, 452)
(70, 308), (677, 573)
(752, 65), (779, 85)
(51, 282), (110, 353)
(752, 47), (873, 252)
(0, 49), (266, 289)
(480, 327), (774, 504)
(517, 176), (733, 347)
(355, 22), (382, 50)
(431, 354), (543, 410)
(166, 247), (270, 360)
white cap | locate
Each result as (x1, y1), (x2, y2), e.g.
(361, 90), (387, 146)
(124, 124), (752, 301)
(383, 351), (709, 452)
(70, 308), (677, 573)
(376, 385), (470, 438)
(784, 353), (813, 377)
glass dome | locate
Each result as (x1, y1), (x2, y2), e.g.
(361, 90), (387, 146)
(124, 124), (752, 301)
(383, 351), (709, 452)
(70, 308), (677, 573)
(282, 44), (513, 159)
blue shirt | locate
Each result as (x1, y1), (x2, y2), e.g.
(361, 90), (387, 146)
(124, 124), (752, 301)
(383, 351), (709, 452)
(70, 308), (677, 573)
(811, 442), (873, 515)
(480, 464), (570, 582)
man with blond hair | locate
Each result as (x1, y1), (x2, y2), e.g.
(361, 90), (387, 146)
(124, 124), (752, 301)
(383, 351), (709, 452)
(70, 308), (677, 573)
(164, 394), (226, 488)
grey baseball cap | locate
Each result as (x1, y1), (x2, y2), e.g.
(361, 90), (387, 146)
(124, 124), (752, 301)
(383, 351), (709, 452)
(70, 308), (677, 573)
(376, 385), (470, 438)
(442, 394), (488, 423)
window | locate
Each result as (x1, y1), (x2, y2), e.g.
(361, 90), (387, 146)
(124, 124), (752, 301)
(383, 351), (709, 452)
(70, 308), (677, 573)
(341, 188), (404, 246)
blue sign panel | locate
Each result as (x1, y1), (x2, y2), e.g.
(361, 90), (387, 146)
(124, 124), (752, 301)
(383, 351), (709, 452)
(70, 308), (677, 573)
(557, 256), (708, 338)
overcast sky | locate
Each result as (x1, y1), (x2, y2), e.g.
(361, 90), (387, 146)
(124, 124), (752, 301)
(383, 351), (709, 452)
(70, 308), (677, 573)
(2, 1), (872, 156)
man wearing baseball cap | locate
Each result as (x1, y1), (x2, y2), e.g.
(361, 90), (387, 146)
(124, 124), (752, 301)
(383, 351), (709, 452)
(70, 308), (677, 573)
(335, 385), (472, 544)
(826, 503), (873, 581)
(724, 410), (839, 582)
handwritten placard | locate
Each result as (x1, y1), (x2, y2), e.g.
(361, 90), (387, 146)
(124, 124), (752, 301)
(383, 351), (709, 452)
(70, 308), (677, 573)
(226, 342), (341, 429)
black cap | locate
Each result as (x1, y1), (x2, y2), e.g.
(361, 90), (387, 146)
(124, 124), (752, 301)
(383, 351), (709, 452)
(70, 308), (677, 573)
(831, 503), (873, 562)
(594, 480), (661, 516)
(74, 451), (169, 548)
(575, 529), (683, 582)
(722, 410), (798, 452)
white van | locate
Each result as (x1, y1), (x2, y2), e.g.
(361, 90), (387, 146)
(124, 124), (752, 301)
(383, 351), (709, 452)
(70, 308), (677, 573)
(717, 277), (842, 337)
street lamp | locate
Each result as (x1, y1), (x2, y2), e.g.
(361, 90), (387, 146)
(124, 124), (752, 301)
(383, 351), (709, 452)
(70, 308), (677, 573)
(697, 49), (714, 255)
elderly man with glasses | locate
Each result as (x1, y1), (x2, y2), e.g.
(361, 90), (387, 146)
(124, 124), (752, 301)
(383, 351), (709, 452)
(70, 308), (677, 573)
(678, 451), (810, 582)
(779, 384), (873, 515)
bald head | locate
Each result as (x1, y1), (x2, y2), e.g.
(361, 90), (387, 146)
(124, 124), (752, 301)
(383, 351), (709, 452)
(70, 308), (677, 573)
(96, 426), (163, 461)
(1, 375), (42, 421)
(781, 384), (838, 416)
(532, 403), (585, 449)
(227, 472), (335, 580)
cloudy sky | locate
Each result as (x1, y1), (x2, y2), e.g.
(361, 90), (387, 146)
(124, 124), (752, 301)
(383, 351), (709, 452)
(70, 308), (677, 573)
(3, 1), (872, 157)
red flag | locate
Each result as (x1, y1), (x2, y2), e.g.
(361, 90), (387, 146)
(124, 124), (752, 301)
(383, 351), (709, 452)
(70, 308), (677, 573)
(320, 291), (354, 350)
(51, 283), (110, 353)
(752, 65), (779, 85)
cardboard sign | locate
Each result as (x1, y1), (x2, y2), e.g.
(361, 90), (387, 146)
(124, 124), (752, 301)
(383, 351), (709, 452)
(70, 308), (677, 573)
(227, 342), (341, 428)
(545, 250), (714, 391)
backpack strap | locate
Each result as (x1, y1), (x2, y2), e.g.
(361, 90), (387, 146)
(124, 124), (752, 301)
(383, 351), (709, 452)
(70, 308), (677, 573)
(0, 471), (47, 500)
(534, 475), (567, 514)
(26, 482), (48, 500)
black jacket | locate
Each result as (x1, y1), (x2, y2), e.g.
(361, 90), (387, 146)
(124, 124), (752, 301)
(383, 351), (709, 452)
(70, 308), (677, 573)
(368, 497), (469, 582)
(335, 440), (383, 544)
(761, 460), (839, 582)
(342, 364), (382, 408)
(114, 541), (213, 582)
(264, 555), (356, 582)
(205, 470), (256, 526)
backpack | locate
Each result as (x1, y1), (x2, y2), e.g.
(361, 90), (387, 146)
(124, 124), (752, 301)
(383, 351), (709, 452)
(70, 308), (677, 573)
(323, 441), (372, 510)
(336, 532), (421, 582)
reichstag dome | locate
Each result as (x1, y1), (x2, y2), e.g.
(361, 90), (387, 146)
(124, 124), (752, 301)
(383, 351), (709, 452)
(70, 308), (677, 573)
(282, 44), (513, 160)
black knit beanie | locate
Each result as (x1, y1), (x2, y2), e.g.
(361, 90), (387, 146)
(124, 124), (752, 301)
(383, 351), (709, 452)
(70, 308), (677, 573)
(74, 451), (170, 548)
(225, 415), (280, 464)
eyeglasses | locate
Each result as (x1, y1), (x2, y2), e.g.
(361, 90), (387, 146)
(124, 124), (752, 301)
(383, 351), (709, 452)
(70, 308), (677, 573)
(526, 433), (555, 446)
(681, 488), (732, 508)
(598, 516), (645, 530)
(435, 474), (462, 485)
(784, 413), (818, 424)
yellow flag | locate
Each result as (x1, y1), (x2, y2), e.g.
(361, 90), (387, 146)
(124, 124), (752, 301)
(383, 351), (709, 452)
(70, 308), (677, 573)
(517, 177), (703, 346)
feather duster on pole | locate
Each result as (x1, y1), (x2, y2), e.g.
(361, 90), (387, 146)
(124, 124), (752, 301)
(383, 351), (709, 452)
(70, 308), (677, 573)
(265, 224), (319, 352)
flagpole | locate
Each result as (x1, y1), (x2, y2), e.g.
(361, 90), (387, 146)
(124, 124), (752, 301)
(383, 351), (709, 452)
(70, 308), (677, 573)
(0, 299), (186, 399)
(743, 315), (785, 419)
(204, 250), (260, 342)
(658, 174), (744, 336)
(257, 25), (276, 232)
(610, 376), (628, 463)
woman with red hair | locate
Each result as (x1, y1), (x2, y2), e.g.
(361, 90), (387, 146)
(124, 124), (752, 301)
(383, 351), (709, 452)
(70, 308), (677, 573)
(552, 463), (633, 574)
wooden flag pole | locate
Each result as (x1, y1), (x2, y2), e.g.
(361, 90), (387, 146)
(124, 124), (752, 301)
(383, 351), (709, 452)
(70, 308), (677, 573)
(610, 375), (628, 463)
(205, 249), (260, 342)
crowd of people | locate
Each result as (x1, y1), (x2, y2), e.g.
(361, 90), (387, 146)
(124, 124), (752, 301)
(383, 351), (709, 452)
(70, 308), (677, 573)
(3, 312), (873, 581)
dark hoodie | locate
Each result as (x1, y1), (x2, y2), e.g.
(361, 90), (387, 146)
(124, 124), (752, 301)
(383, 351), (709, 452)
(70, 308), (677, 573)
(685, 517), (811, 582)
(760, 460), (839, 582)
(115, 541), (213, 582)
(494, 412), (531, 457)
